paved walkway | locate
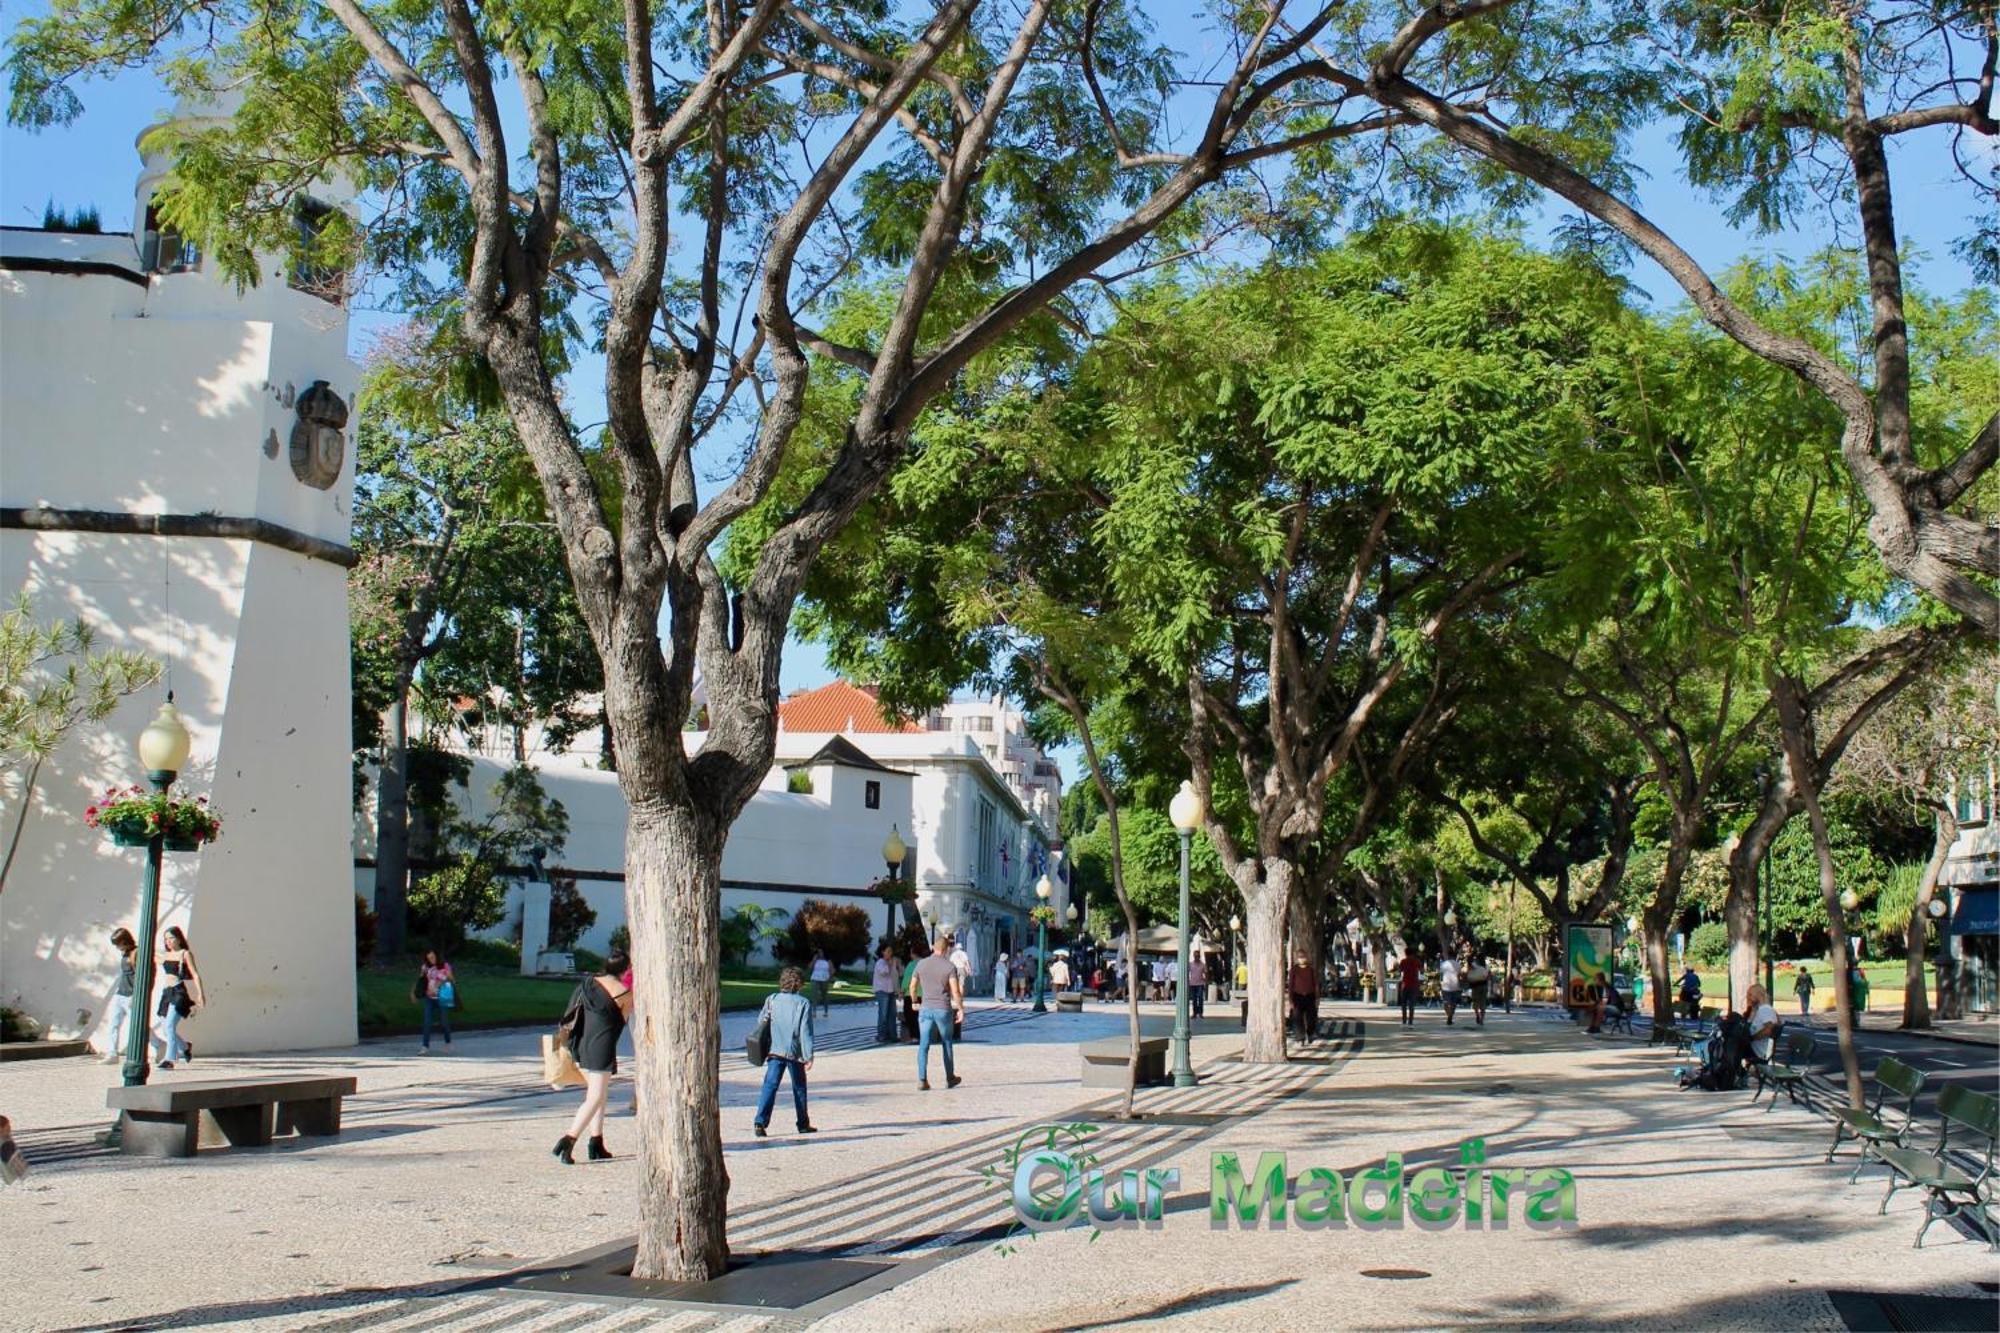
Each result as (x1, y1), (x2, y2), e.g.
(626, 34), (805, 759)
(4, 997), (1995, 1331)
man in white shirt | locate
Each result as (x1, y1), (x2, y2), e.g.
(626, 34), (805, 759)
(1744, 984), (1781, 1064)
(1049, 955), (1071, 992)
(1439, 955), (1462, 1026)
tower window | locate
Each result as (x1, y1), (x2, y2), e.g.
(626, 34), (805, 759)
(865, 780), (881, 810)
(288, 199), (346, 304)
(139, 202), (199, 274)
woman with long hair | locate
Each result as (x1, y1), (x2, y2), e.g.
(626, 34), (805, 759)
(553, 949), (631, 1164)
(413, 948), (455, 1053)
(100, 928), (138, 1064)
(154, 926), (202, 1069)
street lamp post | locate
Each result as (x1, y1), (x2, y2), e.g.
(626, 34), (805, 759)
(1168, 780), (1203, 1088)
(121, 700), (193, 1091)
(1033, 874), (1052, 1013)
(881, 825), (908, 941)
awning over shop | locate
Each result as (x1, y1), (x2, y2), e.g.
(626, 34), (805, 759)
(1948, 888), (2000, 937)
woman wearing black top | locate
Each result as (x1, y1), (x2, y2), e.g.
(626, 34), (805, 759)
(554, 949), (631, 1165)
(154, 926), (202, 1068)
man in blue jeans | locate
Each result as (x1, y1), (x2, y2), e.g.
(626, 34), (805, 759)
(872, 944), (900, 1043)
(909, 933), (965, 1091)
(752, 968), (816, 1138)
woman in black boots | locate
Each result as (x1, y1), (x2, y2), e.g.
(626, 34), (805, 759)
(554, 949), (631, 1164)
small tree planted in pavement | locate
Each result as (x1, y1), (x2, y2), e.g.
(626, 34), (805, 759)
(776, 900), (872, 972)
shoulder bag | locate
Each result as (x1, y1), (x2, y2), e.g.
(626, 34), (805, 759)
(746, 996), (773, 1066)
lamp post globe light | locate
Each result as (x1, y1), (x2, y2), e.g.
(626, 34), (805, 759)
(121, 699), (192, 1093)
(1167, 780), (1203, 1087)
(1033, 874), (1053, 1013)
(881, 825), (908, 939)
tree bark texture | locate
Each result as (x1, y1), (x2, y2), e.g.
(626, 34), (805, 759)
(1240, 866), (1292, 1063)
(1901, 808), (1958, 1030)
(1774, 677), (1865, 1110)
(625, 802), (730, 1281)
(372, 684), (414, 957)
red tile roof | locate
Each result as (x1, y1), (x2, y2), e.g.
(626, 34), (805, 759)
(776, 681), (924, 734)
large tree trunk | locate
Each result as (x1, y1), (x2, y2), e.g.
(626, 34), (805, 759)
(1642, 820), (1697, 1025)
(1901, 808), (1958, 1030)
(1724, 782), (1792, 1009)
(1774, 678), (1865, 1110)
(1241, 864), (1292, 1063)
(372, 677), (415, 957)
(1288, 888), (1323, 988)
(626, 800), (730, 1281)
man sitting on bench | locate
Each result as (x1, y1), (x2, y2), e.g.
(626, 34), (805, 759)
(1745, 984), (1780, 1064)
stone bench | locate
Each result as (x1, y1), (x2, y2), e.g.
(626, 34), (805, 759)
(1055, 991), (1085, 1013)
(106, 1075), (358, 1158)
(1080, 1036), (1169, 1089)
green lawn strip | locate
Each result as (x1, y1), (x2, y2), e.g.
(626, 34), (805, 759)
(357, 960), (872, 1036)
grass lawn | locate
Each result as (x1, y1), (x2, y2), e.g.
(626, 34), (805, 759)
(357, 959), (873, 1036)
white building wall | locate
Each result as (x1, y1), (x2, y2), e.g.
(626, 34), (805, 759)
(386, 748), (915, 964)
(364, 726), (1053, 989)
(2, 224), (358, 1052)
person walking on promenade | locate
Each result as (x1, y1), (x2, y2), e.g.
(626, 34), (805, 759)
(153, 927), (202, 1068)
(1397, 951), (1422, 1026)
(874, 944), (900, 1042)
(1440, 953), (1462, 1026)
(752, 967), (816, 1137)
(808, 950), (832, 1017)
(1465, 954), (1491, 1025)
(993, 953), (1010, 1004)
(1049, 952), (1071, 994)
(1188, 954), (1207, 1020)
(100, 928), (137, 1064)
(414, 948), (455, 1053)
(910, 935), (963, 1091)
(1287, 953), (1319, 1043)
(947, 933), (970, 1038)
(553, 949), (631, 1164)
(1793, 969), (1815, 1018)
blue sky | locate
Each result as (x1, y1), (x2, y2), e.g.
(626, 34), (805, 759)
(3, 11), (1989, 720)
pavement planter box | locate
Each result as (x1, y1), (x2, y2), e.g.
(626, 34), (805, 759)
(1080, 1036), (1168, 1088)
(105, 1075), (358, 1158)
(1055, 991), (1085, 1013)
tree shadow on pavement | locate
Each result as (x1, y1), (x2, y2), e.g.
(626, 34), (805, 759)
(1051, 1279), (1300, 1331)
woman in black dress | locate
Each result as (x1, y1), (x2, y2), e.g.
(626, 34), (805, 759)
(554, 949), (631, 1164)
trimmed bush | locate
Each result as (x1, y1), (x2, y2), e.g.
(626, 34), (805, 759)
(1688, 921), (1728, 967)
(774, 898), (872, 970)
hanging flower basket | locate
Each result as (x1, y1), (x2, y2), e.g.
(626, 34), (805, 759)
(1029, 905), (1058, 928)
(86, 786), (223, 852)
(871, 875), (913, 905)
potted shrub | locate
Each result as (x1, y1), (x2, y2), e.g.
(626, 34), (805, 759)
(84, 785), (222, 852)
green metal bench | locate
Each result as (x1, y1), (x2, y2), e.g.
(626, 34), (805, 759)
(1751, 1030), (1816, 1112)
(1658, 1005), (1719, 1055)
(1876, 1083), (1998, 1251)
(1826, 1057), (1926, 1182)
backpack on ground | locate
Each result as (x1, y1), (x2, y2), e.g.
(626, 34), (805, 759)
(1681, 1012), (1751, 1091)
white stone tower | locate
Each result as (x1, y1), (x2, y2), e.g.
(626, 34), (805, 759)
(0, 96), (360, 1052)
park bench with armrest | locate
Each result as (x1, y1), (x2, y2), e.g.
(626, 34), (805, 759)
(106, 1075), (358, 1158)
(1826, 1057), (1926, 1182)
(1751, 1030), (1816, 1111)
(1875, 1083), (1998, 1251)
